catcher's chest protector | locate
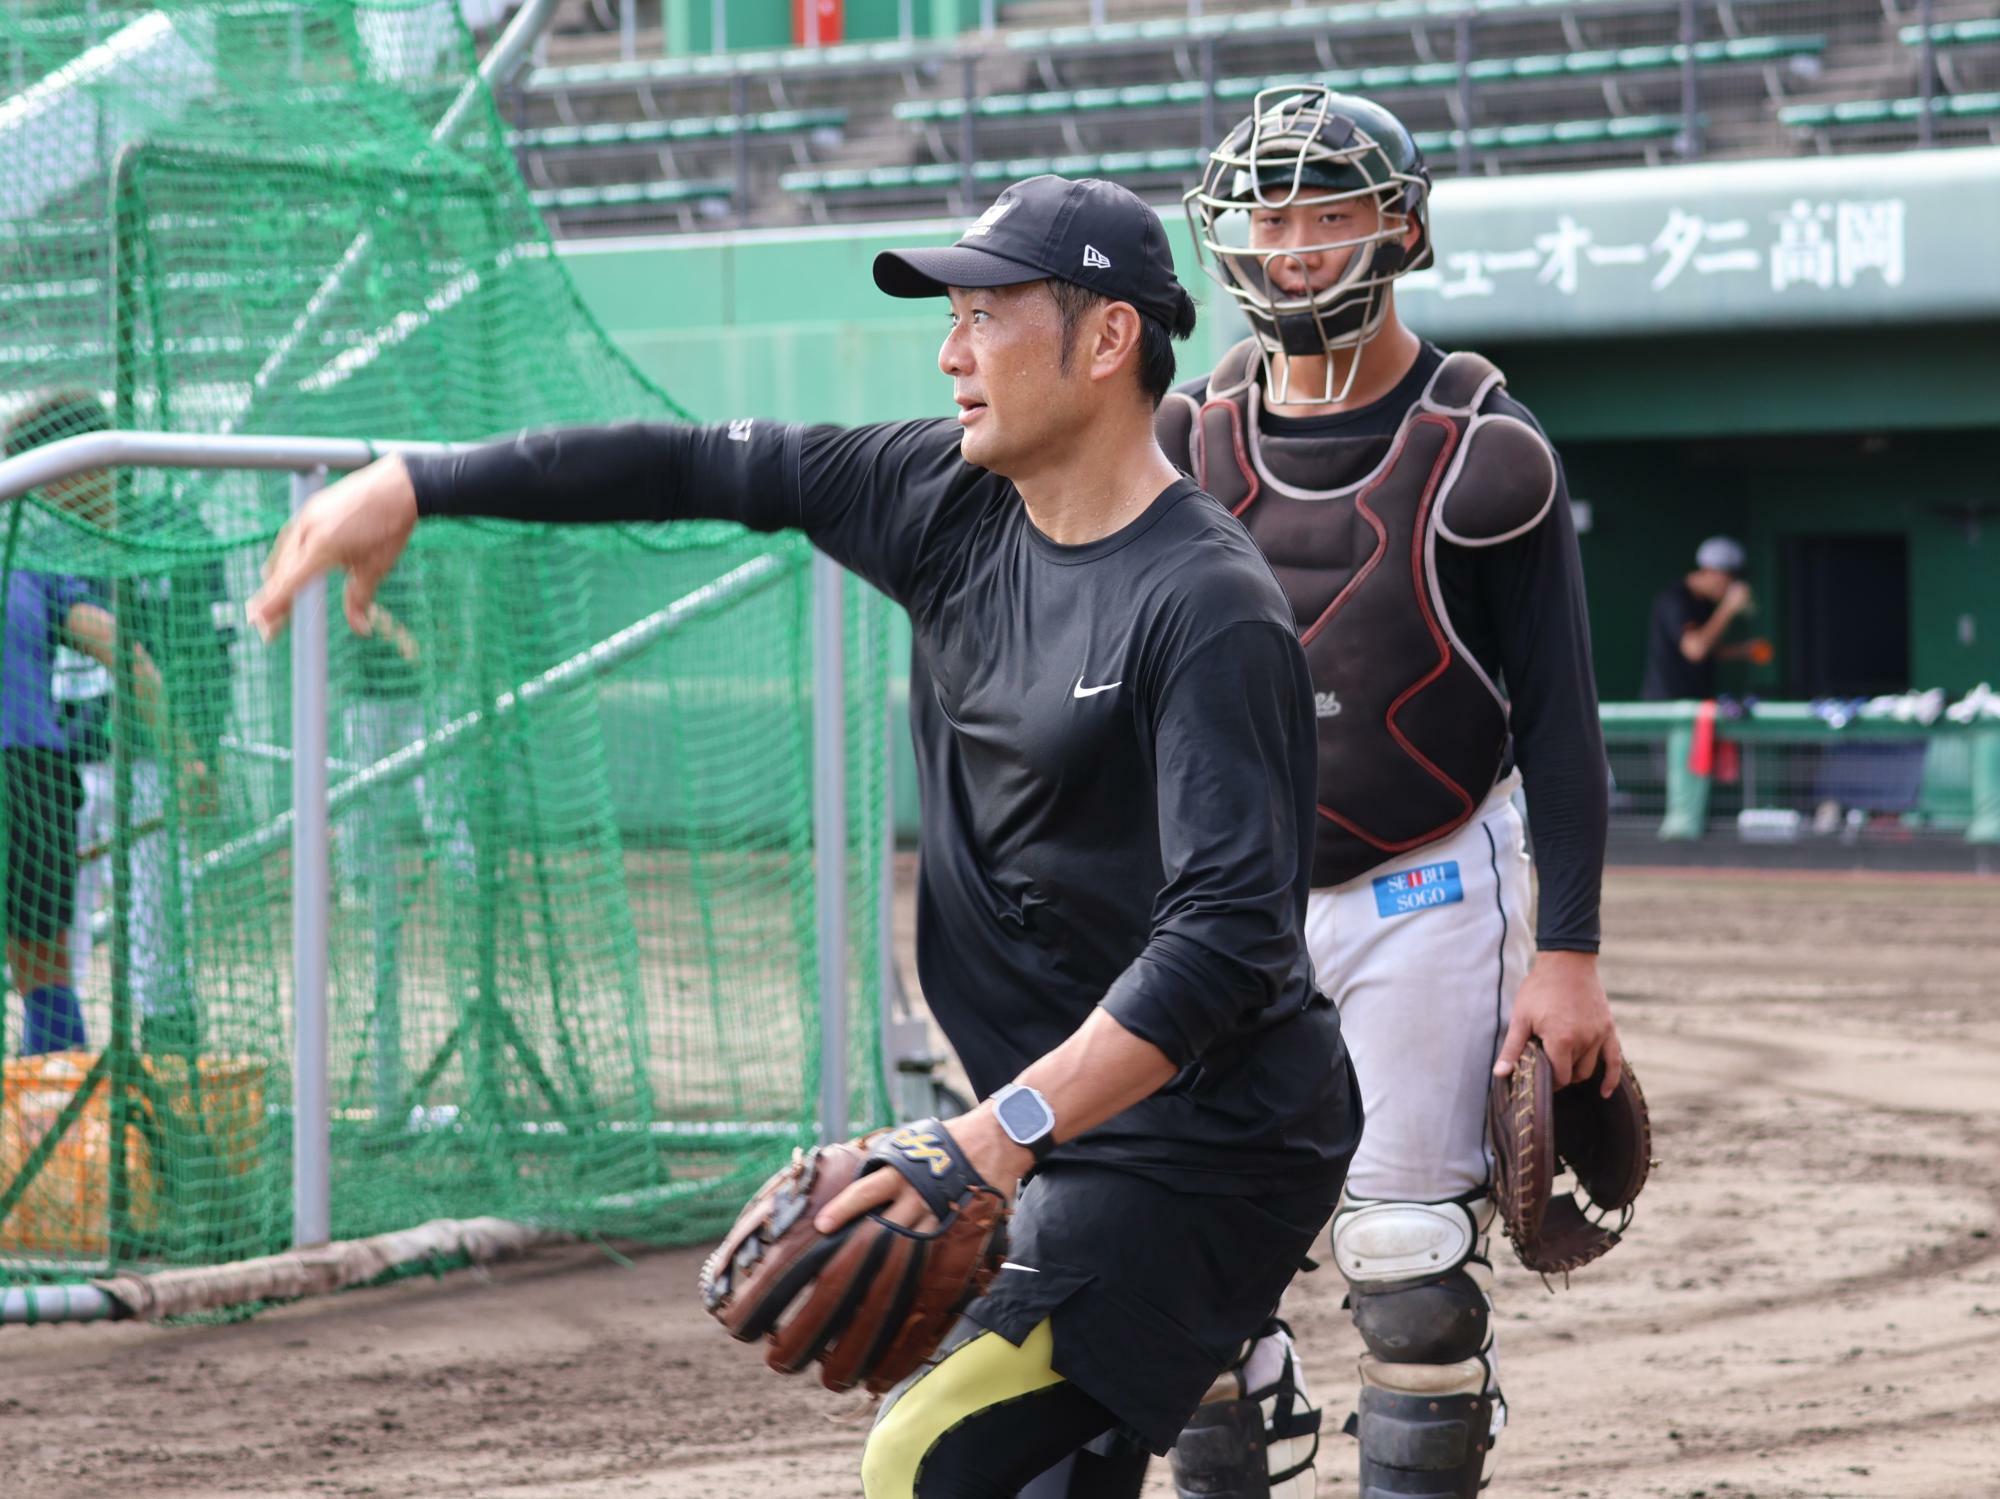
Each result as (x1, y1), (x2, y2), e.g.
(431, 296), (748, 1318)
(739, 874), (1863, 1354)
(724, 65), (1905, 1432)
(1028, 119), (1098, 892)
(1158, 341), (1558, 889)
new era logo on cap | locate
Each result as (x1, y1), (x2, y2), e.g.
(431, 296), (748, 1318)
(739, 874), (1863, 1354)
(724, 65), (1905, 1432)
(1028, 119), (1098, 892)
(1082, 244), (1111, 269)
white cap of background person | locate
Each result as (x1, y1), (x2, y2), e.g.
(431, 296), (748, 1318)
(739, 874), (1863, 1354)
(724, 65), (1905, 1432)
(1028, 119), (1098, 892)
(1695, 536), (1746, 575)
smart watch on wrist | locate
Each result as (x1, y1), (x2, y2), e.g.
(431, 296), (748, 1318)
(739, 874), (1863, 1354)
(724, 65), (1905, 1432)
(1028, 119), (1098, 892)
(990, 1083), (1057, 1163)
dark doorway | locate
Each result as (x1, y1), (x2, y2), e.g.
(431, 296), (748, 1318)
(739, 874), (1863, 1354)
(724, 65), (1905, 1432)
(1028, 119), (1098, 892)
(1781, 534), (1909, 697)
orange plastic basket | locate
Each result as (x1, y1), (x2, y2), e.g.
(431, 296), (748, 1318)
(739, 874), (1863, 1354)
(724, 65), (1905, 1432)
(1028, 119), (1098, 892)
(1, 1052), (267, 1258)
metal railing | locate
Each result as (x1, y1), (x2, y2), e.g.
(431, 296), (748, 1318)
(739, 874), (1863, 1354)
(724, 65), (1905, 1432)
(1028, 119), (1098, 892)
(1602, 698), (2000, 848)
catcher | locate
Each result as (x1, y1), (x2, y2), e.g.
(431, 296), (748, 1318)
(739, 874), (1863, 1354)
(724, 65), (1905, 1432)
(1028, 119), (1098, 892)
(1154, 90), (1638, 1498)
(248, 174), (1363, 1498)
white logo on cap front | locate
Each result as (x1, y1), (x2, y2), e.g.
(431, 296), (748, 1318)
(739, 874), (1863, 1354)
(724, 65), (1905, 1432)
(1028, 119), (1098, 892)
(1082, 244), (1111, 269)
(965, 199), (1015, 238)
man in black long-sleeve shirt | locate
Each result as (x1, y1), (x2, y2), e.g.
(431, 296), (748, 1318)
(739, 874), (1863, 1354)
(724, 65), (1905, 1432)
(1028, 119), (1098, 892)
(248, 175), (1361, 1499)
(1157, 91), (1626, 1499)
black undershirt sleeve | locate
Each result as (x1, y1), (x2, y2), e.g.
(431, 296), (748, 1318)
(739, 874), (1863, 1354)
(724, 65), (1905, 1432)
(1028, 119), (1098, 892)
(406, 421), (794, 529)
(1099, 620), (1317, 1065)
(405, 418), (967, 609)
(1471, 450), (1608, 952)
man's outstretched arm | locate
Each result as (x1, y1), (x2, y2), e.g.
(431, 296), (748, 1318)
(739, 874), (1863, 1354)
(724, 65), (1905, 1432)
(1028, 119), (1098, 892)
(249, 418), (964, 640)
(249, 422), (794, 639)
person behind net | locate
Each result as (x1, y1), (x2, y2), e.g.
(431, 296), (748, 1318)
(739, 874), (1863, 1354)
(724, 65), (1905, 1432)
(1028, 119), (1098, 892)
(9, 391), (221, 1056)
(247, 174), (1364, 1499)
(334, 566), (476, 1091)
(3, 394), (209, 1055)
(1149, 90), (1625, 1499)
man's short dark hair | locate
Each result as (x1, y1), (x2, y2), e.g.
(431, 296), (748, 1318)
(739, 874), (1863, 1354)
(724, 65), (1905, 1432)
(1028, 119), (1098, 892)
(5, 388), (110, 458)
(1047, 280), (1196, 408)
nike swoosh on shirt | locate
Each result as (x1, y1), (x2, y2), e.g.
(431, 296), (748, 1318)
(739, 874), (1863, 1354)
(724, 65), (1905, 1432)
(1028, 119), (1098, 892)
(1072, 673), (1122, 699)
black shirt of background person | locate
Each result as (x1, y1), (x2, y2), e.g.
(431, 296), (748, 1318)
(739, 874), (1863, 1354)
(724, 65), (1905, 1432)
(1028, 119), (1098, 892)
(1639, 582), (1718, 701)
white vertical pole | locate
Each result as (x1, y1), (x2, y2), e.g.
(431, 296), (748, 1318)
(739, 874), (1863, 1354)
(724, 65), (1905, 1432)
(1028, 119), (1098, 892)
(290, 469), (331, 1248)
(813, 551), (848, 1144)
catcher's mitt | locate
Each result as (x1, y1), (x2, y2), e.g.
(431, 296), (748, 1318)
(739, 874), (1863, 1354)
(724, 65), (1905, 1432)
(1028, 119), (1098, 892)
(1488, 1041), (1652, 1276)
(697, 1120), (1008, 1394)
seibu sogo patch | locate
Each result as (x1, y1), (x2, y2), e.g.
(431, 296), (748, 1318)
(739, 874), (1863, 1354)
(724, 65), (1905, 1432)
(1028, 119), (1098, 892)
(1372, 860), (1464, 918)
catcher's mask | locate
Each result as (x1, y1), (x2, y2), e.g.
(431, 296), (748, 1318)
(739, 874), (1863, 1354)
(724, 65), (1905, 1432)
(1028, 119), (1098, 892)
(1185, 87), (1433, 403)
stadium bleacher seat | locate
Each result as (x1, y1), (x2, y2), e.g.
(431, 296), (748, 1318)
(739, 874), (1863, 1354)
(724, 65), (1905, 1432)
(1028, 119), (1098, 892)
(780, 113), (1684, 196)
(1894, 15), (2000, 105)
(525, 39), (940, 94)
(1000, 0), (1756, 54)
(1006, 2), (1488, 53)
(1778, 92), (2000, 129)
(893, 37), (1821, 125)
(1897, 19), (2000, 51)
(509, 108), (846, 153)
(781, 150), (1207, 195)
(1420, 111), (1687, 151)
(528, 178), (733, 211)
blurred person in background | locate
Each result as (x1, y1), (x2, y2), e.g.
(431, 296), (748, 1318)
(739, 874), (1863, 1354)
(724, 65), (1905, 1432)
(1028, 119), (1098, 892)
(335, 568), (475, 1110)
(1639, 534), (1771, 702)
(4, 391), (214, 1055)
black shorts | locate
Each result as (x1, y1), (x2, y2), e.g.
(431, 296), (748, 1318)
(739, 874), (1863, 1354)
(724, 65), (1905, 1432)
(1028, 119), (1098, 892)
(4, 748), (82, 942)
(963, 1160), (1344, 1453)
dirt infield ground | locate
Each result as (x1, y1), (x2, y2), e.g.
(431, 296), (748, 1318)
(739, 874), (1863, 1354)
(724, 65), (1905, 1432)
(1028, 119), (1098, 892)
(5, 867), (1997, 1499)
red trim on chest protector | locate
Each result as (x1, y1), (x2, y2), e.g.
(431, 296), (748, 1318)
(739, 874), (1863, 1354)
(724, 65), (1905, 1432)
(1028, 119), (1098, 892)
(1199, 396), (1259, 516)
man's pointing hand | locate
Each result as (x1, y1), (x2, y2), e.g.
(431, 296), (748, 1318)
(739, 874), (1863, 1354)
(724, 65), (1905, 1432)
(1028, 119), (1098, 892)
(246, 456), (420, 643)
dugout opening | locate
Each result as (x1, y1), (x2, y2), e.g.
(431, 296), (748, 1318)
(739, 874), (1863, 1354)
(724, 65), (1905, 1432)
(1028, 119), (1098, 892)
(1553, 425), (1992, 706)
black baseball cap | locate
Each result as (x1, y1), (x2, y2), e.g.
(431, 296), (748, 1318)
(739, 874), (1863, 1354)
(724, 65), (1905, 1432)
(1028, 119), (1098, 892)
(874, 175), (1197, 333)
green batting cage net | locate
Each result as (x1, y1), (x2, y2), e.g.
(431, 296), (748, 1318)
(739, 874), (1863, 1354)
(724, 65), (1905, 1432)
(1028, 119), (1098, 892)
(0, 0), (890, 1292)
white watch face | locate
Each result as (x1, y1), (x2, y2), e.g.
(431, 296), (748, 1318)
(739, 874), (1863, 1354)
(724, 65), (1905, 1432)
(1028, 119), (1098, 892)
(996, 1086), (1053, 1145)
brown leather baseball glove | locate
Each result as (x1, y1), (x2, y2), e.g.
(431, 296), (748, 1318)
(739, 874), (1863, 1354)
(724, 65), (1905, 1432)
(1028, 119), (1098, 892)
(698, 1120), (1008, 1394)
(1488, 1041), (1652, 1277)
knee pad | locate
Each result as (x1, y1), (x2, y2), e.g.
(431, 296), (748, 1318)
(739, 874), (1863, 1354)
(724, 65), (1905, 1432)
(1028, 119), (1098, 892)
(1332, 1198), (1496, 1368)
(1332, 1199), (1504, 1497)
(1171, 1322), (1321, 1499)
(1351, 1271), (1488, 1368)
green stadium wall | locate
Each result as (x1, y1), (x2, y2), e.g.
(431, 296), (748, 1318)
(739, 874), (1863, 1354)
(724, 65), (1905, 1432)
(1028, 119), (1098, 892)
(557, 149), (2000, 831)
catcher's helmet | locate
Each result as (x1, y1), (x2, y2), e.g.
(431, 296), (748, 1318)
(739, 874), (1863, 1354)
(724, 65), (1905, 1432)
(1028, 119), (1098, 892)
(1185, 88), (1432, 398)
